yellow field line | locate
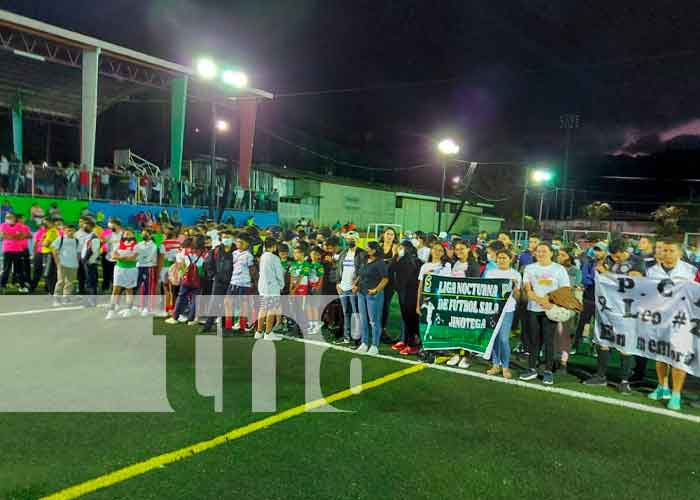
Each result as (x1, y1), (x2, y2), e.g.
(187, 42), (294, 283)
(39, 363), (426, 500)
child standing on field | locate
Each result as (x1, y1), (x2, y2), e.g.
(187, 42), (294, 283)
(289, 245), (311, 335)
(135, 228), (159, 316)
(307, 246), (325, 335)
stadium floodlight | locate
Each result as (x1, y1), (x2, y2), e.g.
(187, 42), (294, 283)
(215, 119), (229, 133)
(196, 58), (218, 80)
(531, 169), (553, 183)
(437, 138), (460, 156)
(222, 69), (248, 88)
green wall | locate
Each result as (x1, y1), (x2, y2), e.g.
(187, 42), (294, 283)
(1, 196), (88, 225)
(319, 182), (395, 230)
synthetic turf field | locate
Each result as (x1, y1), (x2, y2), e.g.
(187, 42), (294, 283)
(2, 302), (700, 500)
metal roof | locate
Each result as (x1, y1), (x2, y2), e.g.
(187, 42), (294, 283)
(0, 9), (273, 123)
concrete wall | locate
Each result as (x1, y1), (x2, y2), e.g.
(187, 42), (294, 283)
(278, 201), (318, 227)
(319, 182), (395, 230)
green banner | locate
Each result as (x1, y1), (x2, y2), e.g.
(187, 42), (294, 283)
(419, 275), (511, 356)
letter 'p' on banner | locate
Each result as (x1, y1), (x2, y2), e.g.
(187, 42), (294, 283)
(238, 100), (257, 189)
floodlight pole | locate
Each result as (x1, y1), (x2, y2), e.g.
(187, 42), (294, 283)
(521, 167), (529, 230)
(438, 157), (446, 234)
(209, 101), (217, 220)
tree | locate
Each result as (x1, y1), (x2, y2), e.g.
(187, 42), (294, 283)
(651, 205), (687, 238)
(583, 201), (612, 230)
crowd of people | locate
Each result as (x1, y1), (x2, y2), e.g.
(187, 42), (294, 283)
(0, 156), (279, 211)
(1, 206), (699, 411)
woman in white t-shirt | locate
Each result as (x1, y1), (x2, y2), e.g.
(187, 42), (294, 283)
(484, 249), (521, 379)
(416, 242), (453, 314)
(519, 242), (570, 385)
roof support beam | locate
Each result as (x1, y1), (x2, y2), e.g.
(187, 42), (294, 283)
(81, 47), (99, 186)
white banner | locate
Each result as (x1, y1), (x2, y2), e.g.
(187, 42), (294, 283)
(595, 274), (700, 377)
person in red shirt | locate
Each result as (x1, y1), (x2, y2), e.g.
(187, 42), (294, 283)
(79, 165), (90, 199)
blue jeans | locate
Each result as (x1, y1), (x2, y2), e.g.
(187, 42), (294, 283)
(338, 290), (358, 340)
(492, 311), (514, 368)
(357, 291), (384, 347)
(173, 285), (200, 321)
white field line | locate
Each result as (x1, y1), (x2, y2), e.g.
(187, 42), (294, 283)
(3, 306), (699, 424)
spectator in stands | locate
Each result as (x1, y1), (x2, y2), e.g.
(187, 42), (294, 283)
(647, 239), (700, 411)
(518, 235), (539, 271)
(79, 165), (90, 198)
(100, 167), (111, 199)
(65, 164), (78, 199)
(0, 155), (9, 189)
(128, 172), (138, 203)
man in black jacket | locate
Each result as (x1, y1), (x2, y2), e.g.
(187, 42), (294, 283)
(201, 230), (235, 333)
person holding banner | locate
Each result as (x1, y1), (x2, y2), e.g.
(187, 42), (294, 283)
(520, 242), (570, 385)
(646, 239), (699, 410)
(484, 249), (521, 379)
(584, 239), (645, 394)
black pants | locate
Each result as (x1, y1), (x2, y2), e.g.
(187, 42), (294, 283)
(1, 251), (27, 287)
(77, 261), (86, 294)
(516, 299), (530, 351)
(381, 283), (394, 330)
(102, 256), (114, 291)
(44, 257), (57, 295)
(84, 262), (98, 305)
(527, 311), (557, 371)
(30, 252), (44, 291)
(397, 287), (419, 346)
(204, 281), (231, 328)
(574, 295), (595, 347)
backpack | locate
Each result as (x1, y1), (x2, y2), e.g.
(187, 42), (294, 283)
(82, 234), (99, 263)
(181, 254), (202, 289)
(58, 236), (79, 251)
(168, 262), (182, 286)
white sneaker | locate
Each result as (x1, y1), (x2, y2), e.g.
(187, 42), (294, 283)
(52, 299), (62, 307)
(254, 332), (264, 340)
(187, 320), (198, 326)
(446, 354), (461, 366)
(155, 310), (168, 318)
(119, 308), (134, 318)
(164, 317), (178, 325)
(264, 333), (283, 341)
(458, 357), (470, 369)
(177, 315), (188, 323)
(141, 308), (150, 317)
(19, 287), (29, 293)
(368, 345), (379, 355)
(105, 310), (117, 320)
(232, 321), (241, 330)
(356, 343), (369, 353)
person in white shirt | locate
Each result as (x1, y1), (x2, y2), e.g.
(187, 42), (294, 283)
(51, 224), (80, 303)
(484, 249), (522, 379)
(256, 237), (285, 341)
(646, 239), (699, 411)
(519, 242), (570, 385)
(134, 228), (160, 316)
(74, 216), (92, 295)
(227, 236), (255, 333)
(416, 242), (453, 315)
(80, 219), (102, 306)
(335, 233), (366, 344)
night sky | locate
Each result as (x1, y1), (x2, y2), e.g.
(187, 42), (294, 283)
(2, 0), (700, 214)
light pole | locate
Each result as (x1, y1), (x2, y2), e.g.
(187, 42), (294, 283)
(437, 138), (459, 234)
(195, 57), (248, 218)
(559, 113), (580, 219)
(522, 168), (553, 229)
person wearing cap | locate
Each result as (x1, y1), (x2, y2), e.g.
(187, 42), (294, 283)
(646, 239), (699, 411)
(583, 239), (645, 394)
